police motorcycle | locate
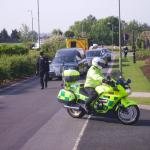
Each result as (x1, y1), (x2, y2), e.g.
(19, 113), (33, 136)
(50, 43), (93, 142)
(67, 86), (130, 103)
(57, 69), (140, 125)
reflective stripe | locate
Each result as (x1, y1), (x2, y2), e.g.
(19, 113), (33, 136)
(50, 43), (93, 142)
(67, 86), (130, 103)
(58, 89), (75, 101)
(84, 66), (103, 88)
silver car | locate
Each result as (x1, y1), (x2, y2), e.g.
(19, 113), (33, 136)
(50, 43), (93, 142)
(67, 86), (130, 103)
(100, 48), (112, 62)
(49, 55), (88, 80)
(85, 49), (108, 67)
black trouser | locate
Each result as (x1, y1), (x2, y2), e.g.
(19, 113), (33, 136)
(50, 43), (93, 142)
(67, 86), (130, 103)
(124, 52), (128, 58)
(39, 71), (49, 88)
(84, 87), (98, 109)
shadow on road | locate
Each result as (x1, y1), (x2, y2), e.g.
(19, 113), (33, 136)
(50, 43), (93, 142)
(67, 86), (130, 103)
(82, 114), (150, 127)
(133, 119), (150, 127)
(89, 116), (120, 124)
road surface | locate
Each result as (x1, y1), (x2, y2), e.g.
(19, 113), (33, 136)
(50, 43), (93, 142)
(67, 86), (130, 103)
(0, 55), (150, 150)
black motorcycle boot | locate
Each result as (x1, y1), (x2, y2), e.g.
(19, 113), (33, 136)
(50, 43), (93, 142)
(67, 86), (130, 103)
(81, 104), (91, 114)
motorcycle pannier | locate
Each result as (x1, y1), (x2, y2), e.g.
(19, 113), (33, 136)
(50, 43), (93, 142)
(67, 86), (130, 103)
(57, 89), (76, 105)
(63, 69), (80, 82)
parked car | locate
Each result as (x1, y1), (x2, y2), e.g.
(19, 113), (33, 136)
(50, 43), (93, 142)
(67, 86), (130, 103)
(55, 48), (85, 58)
(49, 49), (88, 80)
(85, 49), (108, 67)
(100, 48), (112, 62)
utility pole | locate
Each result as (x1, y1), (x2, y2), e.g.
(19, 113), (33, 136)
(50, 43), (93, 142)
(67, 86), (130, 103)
(110, 24), (114, 50)
(132, 31), (136, 63)
(28, 10), (34, 42)
(107, 22), (114, 50)
(119, 0), (122, 74)
(37, 0), (40, 49)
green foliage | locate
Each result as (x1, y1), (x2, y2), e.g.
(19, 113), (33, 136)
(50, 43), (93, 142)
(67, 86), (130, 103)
(0, 44), (28, 55)
(122, 57), (150, 92)
(0, 28), (10, 42)
(64, 30), (75, 38)
(0, 52), (38, 85)
(136, 49), (150, 60)
(69, 15), (150, 47)
(41, 35), (66, 58)
(51, 29), (63, 36)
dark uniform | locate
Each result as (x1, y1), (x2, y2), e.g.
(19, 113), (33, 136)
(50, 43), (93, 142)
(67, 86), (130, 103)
(36, 52), (49, 89)
(123, 46), (128, 58)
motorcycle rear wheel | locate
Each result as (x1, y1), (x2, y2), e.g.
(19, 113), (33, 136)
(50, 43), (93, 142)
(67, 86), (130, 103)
(117, 105), (140, 125)
(67, 108), (85, 118)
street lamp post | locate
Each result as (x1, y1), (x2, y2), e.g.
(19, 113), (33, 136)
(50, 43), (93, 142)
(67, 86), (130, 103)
(37, 0), (40, 49)
(28, 10), (33, 32)
(28, 10), (34, 42)
(118, 0), (122, 74)
(108, 23), (114, 50)
(111, 24), (114, 50)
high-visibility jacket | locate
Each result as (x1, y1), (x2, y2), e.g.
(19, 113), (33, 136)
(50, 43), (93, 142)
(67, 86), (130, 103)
(84, 66), (104, 88)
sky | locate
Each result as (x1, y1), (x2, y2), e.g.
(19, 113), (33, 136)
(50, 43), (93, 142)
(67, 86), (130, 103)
(0, 0), (150, 34)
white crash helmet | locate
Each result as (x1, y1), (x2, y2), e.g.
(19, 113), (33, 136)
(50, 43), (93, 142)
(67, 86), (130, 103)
(92, 57), (105, 69)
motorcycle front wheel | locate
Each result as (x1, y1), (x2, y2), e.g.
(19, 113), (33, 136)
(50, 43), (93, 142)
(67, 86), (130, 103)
(67, 108), (85, 118)
(117, 105), (140, 125)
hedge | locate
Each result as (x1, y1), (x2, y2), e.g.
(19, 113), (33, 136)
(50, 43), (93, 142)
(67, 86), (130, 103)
(0, 44), (28, 55)
(0, 54), (36, 85)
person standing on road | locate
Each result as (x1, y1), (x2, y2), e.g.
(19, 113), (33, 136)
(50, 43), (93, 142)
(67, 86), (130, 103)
(36, 51), (49, 89)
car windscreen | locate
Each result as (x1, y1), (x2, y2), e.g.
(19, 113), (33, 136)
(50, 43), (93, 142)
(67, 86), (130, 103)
(56, 50), (81, 56)
(86, 51), (102, 57)
(52, 56), (76, 64)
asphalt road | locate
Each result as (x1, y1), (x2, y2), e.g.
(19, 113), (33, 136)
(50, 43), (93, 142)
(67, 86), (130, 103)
(0, 56), (150, 150)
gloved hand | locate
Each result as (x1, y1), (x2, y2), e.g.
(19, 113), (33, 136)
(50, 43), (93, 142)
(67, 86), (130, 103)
(102, 79), (108, 84)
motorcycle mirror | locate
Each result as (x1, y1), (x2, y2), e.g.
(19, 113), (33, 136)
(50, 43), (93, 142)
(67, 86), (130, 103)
(127, 79), (131, 84)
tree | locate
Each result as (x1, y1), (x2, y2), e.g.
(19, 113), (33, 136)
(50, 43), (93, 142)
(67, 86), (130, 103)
(10, 29), (20, 42)
(41, 35), (65, 57)
(64, 30), (75, 38)
(0, 28), (10, 42)
(51, 29), (63, 36)
(28, 31), (38, 42)
(20, 24), (31, 43)
(69, 14), (97, 39)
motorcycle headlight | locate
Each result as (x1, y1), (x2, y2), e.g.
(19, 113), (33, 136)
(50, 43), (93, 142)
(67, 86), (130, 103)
(126, 88), (132, 95)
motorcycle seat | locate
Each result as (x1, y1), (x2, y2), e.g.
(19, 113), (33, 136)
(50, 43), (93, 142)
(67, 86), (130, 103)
(79, 88), (89, 96)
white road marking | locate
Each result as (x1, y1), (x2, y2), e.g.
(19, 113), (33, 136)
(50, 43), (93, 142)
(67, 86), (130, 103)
(72, 55), (116, 150)
(20, 108), (86, 150)
(72, 115), (91, 150)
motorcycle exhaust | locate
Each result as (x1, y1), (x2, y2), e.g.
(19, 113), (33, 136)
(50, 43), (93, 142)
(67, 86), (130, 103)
(64, 105), (80, 110)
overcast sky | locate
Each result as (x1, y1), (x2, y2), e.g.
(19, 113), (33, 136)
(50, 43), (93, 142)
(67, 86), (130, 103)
(0, 0), (150, 34)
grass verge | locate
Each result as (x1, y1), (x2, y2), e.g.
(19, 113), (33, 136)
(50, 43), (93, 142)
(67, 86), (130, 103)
(111, 56), (150, 92)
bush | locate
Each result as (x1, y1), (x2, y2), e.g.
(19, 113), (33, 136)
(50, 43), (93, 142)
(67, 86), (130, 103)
(136, 49), (150, 60)
(0, 44), (28, 55)
(41, 35), (66, 58)
(0, 54), (37, 85)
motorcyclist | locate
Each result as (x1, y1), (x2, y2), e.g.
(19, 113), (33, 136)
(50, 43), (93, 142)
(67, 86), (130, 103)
(83, 57), (106, 113)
